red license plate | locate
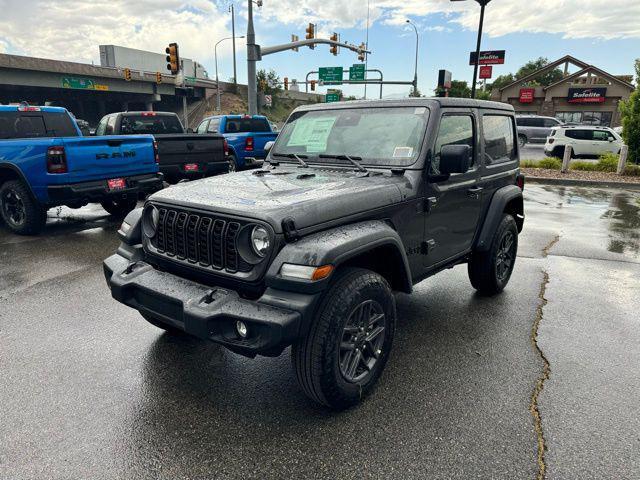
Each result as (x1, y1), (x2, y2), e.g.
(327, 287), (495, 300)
(184, 163), (199, 172)
(107, 178), (126, 190)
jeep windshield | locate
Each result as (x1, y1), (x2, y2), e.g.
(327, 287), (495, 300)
(272, 106), (430, 167)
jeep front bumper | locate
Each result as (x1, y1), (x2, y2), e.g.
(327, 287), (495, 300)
(103, 253), (317, 357)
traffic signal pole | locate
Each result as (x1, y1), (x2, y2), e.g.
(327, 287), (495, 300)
(245, 0), (369, 115)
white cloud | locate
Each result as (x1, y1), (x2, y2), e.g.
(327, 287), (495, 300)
(257, 0), (640, 40)
(0, 0), (231, 64)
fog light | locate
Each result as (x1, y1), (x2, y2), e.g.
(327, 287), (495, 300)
(236, 321), (248, 338)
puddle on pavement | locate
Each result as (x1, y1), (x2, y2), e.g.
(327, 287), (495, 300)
(533, 186), (640, 260)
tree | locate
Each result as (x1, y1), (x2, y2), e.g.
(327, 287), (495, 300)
(490, 73), (515, 91)
(515, 57), (563, 87)
(619, 59), (640, 164)
(256, 69), (282, 95)
(448, 80), (471, 98)
(409, 85), (422, 97)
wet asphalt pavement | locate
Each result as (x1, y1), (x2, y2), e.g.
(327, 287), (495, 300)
(1, 185), (639, 479)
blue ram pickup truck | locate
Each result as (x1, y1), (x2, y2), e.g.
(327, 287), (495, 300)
(195, 115), (278, 171)
(0, 105), (163, 235)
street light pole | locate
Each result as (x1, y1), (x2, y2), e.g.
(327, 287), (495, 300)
(246, 0), (258, 115)
(406, 19), (419, 96)
(230, 4), (237, 84)
(215, 36), (244, 111)
(451, 0), (491, 99)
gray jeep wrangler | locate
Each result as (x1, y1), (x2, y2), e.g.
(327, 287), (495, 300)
(104, 98), (525, 409)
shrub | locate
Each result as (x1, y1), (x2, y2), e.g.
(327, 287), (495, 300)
(520, 159), (540, 168)
(594, 154), (618, 172)
(570, 161), (597, 171)
(619, 59), (640, 164)
(623, 164), (640, 176)
(538, 157), (562, 170)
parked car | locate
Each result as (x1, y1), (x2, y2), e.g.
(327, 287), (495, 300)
(516, 115), (563, 146)
(104, 98), (525, 409)
(0, 105), (163, 235)
(544, 125), (623, 158)
(96, 111), (228, 183)
(195, 114), (278, 171)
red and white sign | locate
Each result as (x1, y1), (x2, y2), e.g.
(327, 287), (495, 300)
(479, 65), (493, 79)
(519, 88), (535, 104)
(567, 87), (606, 104)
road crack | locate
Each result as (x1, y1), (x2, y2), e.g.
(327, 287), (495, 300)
(530, 268), (551, 480)
(542, 235), (560, 257)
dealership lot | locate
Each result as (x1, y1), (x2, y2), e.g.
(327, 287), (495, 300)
(1, 185), (639, 479)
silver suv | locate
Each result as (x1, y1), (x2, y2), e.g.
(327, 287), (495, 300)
(516, 115), (563, 146)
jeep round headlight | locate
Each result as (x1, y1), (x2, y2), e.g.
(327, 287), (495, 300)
(142, 205), (160, 238)
(250, 225), (270, 257)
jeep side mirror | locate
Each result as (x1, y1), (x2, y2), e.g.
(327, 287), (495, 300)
(439, 144), (472, 175)
(264, 141), (274, 153)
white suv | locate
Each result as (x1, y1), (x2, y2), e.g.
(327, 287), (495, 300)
(544, 126), (623, 158)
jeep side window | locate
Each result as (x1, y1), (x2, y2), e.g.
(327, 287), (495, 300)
(431, 115), (474, 175)
(592, 131), (609, 141)
(483, 115), (516, 164)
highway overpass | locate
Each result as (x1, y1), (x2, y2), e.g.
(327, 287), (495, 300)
(0, 53), (217, 125)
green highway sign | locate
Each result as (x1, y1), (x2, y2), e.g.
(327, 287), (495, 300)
(325, 89), (341, 103)
(349, 64), (366, 81)
(319, 66), (343, 84)
(62, 77), (95, 90)
(62, 77), (109, 91)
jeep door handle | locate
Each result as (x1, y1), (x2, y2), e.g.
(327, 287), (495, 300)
(467, 187), (483, 198)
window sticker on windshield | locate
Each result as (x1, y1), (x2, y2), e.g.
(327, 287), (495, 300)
(287, 117), (336, 153)
(414, 107), (426, 115)
(393, 147), (413, 158)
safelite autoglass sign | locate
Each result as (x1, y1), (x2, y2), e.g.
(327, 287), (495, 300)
(567, 88), (607, 104)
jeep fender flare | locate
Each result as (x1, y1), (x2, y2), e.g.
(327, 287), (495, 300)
(265, 220), (412, 294)
(475, 185), (524, 252)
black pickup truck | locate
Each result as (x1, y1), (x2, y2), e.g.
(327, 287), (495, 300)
(95, 111), (228, 183)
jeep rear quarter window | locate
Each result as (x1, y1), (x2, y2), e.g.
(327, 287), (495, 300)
(483, 115), (517, 164)
(274, 106), (429, 167)
(0, 111), (78, 139)
(565, 129), (593, 140)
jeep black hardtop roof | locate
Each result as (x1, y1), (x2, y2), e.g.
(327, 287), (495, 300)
(292, 97), (514, 113)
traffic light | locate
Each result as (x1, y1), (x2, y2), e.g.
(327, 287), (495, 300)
(124, 68), (132, 81)
(305, 23), (315, 49)
(329, 33), (338, 56)
(357, 42), (366, 62)
(165, 42), (180, 75)
(284, 77), (289, 90)
(156, 72), (162, 84)
(291, 34), (299, 52)
(310, 80), (316, 92)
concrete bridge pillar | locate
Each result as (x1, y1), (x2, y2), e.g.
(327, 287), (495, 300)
(145, 101), (154, 112)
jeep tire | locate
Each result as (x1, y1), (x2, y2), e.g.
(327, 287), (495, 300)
(292, 267), (396, 410)
(468, 214), (518, 295)
(100, 197), (138, 217)
(0, 180), (47, 235)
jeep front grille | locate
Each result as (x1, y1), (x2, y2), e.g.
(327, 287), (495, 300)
(150, 207), (251, 274)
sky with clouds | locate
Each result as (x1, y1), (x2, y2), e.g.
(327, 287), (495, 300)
(0, 0), (638, 98)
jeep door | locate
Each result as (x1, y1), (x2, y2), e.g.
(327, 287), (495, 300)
(424, 109), (483, 267)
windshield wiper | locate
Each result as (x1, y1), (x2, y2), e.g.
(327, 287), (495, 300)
(319, 154), (367, 173)
(271, 152), (309, 168)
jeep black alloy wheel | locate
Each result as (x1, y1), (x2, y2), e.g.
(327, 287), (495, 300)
(495, 231), (516, 283)
(339, 300), (386, 382)
(292, 267), (396, 410)
(468, 213), (519, 295)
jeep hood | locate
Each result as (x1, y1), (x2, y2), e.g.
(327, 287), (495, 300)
(150, 168), (407, 233)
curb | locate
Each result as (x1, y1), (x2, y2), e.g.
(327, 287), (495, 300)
(525, 176), (640, 191)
